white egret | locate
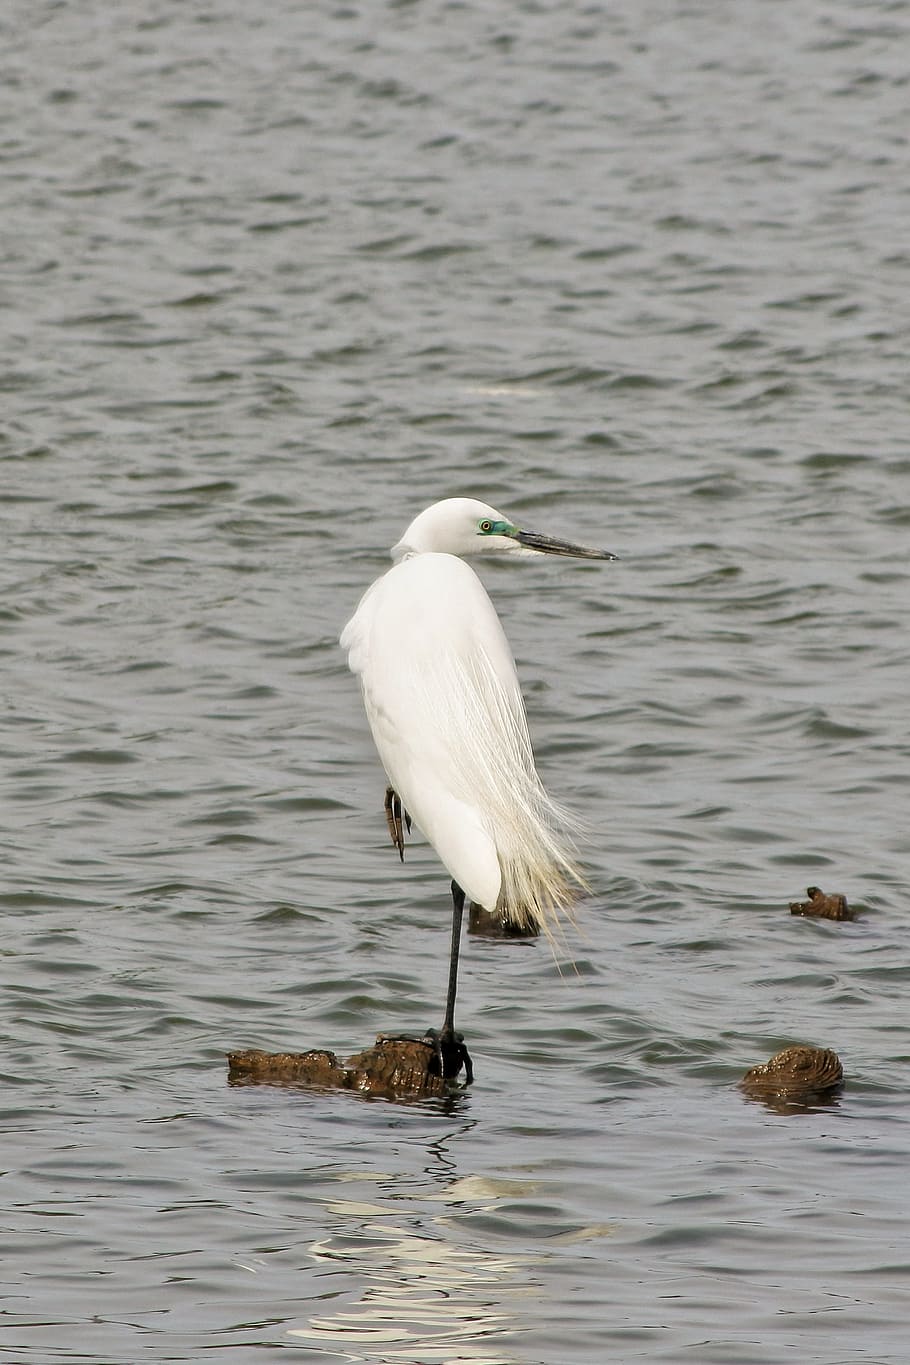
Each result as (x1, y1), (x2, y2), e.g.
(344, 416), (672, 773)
(341, 497), (616, 1082)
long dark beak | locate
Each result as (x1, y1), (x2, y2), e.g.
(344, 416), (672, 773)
(515, 529), (617, 561)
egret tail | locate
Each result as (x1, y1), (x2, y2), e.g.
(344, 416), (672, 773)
(460, 653), (584, 937)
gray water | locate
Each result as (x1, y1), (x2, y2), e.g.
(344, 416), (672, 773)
(2, 0), (909, 1361)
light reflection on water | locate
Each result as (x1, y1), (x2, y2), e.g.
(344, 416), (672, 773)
(285, 1156), (617, 1362)
(303, 1220), (530, 1361)
(288, 1168), (549, 1363)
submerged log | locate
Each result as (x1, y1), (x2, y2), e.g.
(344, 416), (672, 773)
(468, 901), (540, 939)
(740, 1045), (844, 1110)
(227, 1048), (347, 1088)
(227, 1036), (449, 1099)
(789, 886), (854, 921)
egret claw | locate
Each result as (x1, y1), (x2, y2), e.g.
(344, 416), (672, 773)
(378, 1028), (473, 1085)
(384, 786), (411, 861)
(423, 1026), (474, 1084)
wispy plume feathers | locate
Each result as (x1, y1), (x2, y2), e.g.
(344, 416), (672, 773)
(421, 642), (586, 941)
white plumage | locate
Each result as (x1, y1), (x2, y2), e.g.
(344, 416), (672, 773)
(342, 497), (614, 933)
(341, 497), (615, 1079)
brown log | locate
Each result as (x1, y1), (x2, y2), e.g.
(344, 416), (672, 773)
(227, 1036), (448, 1098)
(740, 1045), (844, 1110)
(789, 886), (854, 920)
(468, 901), (540, 939)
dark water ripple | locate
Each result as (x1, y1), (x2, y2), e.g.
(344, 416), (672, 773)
(2, 0), (910, 1361)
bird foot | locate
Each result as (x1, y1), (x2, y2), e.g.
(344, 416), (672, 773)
(377, 1027), (473, 1085)
(384, 786), (411, 862)
(423, 1026), (474, 1085)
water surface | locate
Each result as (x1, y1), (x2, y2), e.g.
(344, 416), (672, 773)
(2, 1), (909, 1361)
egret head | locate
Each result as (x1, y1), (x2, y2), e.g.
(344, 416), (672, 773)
(392, 497), (616, 563)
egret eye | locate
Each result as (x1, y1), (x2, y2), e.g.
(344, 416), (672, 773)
(478, 519), (493, 534)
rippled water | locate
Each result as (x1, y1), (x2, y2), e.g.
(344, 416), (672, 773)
(3, 0), (909, 1361)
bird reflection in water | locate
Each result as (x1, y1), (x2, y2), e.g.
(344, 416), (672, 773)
(288, 1181), (543, 1361)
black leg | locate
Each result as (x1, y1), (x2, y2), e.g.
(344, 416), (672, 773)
(443, 878), (464, 1036)
(425, 880), (474, 1083)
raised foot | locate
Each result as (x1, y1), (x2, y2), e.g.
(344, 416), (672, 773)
(384, 786), (411, 861)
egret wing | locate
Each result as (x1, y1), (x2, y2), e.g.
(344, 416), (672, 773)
(342, 552), (582, 929)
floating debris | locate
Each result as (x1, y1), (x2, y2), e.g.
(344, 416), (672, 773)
(468, 900), (540, 939)
(227, 1036), (450, 1099)
(740, 1045), (844, 1112)
(789, 886), (854, 921)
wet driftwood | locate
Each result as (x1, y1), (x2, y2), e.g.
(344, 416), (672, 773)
(468, 901), (540, 939)
(740, 1045), (844, 1110)
(227, 1036), (449, 1099)
(789, 886), (854, 921)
